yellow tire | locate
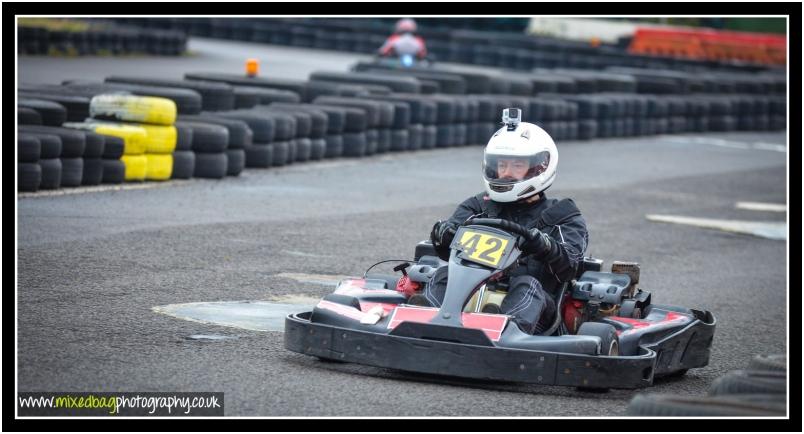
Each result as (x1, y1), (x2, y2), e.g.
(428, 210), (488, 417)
(145, 154), (173, 181)
(120, 154), (147, 181)
(62, 121), (147, 155)
(89, 94), (177, 126)
(138, 124), (177, 154)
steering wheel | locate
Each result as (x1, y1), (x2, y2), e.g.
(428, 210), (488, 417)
(462, 218), (533, 242)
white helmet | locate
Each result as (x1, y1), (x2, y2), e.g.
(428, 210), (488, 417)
(482, 108), (558, 203)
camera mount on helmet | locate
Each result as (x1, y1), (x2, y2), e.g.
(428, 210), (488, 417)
(502, 108), (521, 131)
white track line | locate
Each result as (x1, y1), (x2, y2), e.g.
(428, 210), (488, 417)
(646, 214), (786, 241)
(736, 202), (787, 212)
(656, 136), (786, 153)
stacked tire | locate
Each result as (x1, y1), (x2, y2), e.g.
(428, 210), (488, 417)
(174, 121), (229, 179)
(18, 135), (43, 192)
(627, 354), (786, 416)
(66, 93), (181, 181)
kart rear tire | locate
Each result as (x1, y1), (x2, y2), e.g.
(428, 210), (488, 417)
(576, 322), (619, 356)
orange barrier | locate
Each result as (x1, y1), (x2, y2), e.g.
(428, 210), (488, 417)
(629, 28), (786, 65)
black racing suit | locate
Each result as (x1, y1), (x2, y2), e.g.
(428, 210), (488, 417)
(426, 192), (589, 334)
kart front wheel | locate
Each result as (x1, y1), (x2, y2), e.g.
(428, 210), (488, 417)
(577, 322), (620, 356)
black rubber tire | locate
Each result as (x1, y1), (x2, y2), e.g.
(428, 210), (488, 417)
(364, 129), (378, 155)
(324, 134), (343, 158)
(709, 115), (737, 132)
(39, 158), (62, 189)
(176, 122), (229, 153)
(18, 98), (68, 126)
(174, 123), (194, 151)
(63, 80), (203, 115)
(182, 72), (306, 98)
(193, 152), (227, 179)
(18, 135), (42, 162)
(342, 132), (366, 157)
(18, 162), (42, 192)
(407, 124), (423, 151)
(256, 109), (310, 140)
(82, 132), (106, 159)
(747, 354), (786, 373)
(576, 322), (619, 356)
(312, 96), (381, 129)
(225, 149), (245, 176)
(309, 71), (420, 93)
(311, 103), (367, 133)
(454, 123), (468, 147)
(233, 86), (261, 109)
(171, 150), (195, 179)
(18, 91), (91, 122)
(101, 159), (125, 184)
(178, 115), (251, 149)
(293, 138), (312, 162)
(286, 139), (297, 164)
(422, 125), (437, 149)
(262, 104), (329, 138)
(390, 129), (409, 152)
(59, 157), (84, 187)
(243, 143), (274, 168)
(212, 111), (275, 143)
(248, 112), (295, 141)
(19, 125), (86, 158)
(626, 393), (786, 417)
(81, 158), (104, 186)
(100, 135), (125, 159)
(18, 107), (43, 125)
(106, 76), (235, 111)
(309, 138), (326, 160)
(708, 370), (786, 396)
(376, 129), (391, 154)
(271, 141), (290, 166)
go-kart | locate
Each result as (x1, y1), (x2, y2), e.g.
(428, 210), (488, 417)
(285, 218), (716, 389)
(365, 53), (435, 69)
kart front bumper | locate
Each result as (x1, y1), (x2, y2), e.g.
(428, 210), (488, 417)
(285, 312), (665, 389)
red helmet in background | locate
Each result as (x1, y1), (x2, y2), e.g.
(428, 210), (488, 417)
(395, 18), (417, 34)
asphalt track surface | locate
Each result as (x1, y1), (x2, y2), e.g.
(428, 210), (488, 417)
(17, 38), (789, 417)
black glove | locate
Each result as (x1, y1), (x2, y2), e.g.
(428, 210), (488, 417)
(521, 228), (554, 259)
(430, 220), (457, 247)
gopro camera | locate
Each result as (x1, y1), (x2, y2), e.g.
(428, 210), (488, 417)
(502, 108), (521, 130)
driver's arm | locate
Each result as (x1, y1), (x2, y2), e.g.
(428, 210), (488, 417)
(527, 215), (588, 282)
(431, 195), (483, 258)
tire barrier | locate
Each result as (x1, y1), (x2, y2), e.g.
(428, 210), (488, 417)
(62, 80), (203, 115)
(175, 121), (229, 178)
(18, 18), (187, 56)
(18, 54), (784, 194)
(89, 94), (178, 125)
(116, 18), (785, 74)
(106, 76), (236, 112)
(18, 107), (43, 125)
(627, 353), (786, 416)
(18, 98), (68, 126)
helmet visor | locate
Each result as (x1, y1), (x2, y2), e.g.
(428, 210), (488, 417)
(483, 151), (550, 184)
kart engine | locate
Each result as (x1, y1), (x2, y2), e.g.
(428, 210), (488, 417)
(564, 260), (643, 333)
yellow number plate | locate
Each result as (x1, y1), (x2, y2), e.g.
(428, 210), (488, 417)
(454, 229), (510, 267)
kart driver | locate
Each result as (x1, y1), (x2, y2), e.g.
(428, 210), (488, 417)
(425, 108), (589, 335)
(377, 18), (428, 59)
